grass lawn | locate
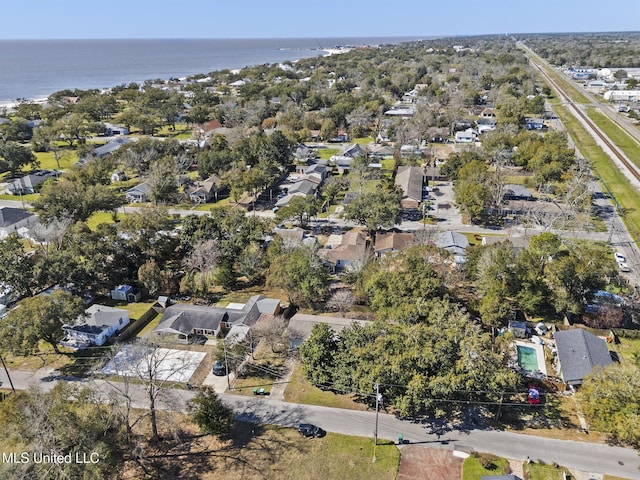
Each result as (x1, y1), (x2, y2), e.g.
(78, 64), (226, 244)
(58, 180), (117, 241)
(318, 147), (339, 160)
(381, 158), (395, 171)
(85, 211), (125, 230)
(462, 453), (511, 480)
(34, 150), (76, 170)
(1, 341), (73, 371)
(0, 193), (39, 203)
(120, 419), (399, 480)
(137, 311), (164, 338)
(283, 363), (370, 411)
(610, 335), (640, 365)
(555, 105), (640, 245)
(352, 136), (373, 145)
(524, 461), (572, 480)
(587, 108), (640, 170)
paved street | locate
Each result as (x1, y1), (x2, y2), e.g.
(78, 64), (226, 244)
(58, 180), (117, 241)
(2, 366), (639, 478)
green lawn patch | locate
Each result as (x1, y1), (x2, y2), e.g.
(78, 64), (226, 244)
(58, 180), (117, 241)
(318, 148), (339, 160)
(587, 108), (640, 170)
(462, 453), (511, 480)
(34, 150), (76, 170)
(555, 105), (640, 245)
(0, 193), (39, 203)
(524, 461), (572, 480)
(137, 311), (164, 338)
(352, 137), (373, 145)
(85, 211), (125, 230)
(381, 158), (395, 171)
(283, 363), (369, 410)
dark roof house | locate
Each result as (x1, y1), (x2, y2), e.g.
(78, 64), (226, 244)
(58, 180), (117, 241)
(395, 166), (423, 209)
(555, 329), (613, 386)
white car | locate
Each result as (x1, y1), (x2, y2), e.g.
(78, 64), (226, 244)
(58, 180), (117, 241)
(614, 252), (626, 263)
(618, 262), (631, 272)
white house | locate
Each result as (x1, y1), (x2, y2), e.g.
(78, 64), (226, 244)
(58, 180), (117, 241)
(0, 207), (37, 239)
(61, 304), (130, 349)
(603, 90), (640, 103)
(455, 128), (479, 143)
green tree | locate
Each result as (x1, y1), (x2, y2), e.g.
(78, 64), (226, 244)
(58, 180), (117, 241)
(453, 160), (489, 222)
(0, 233), (35, 297)
(275, 195), (319, 227)
(147, 157), (179, 205)
(299, 323), (338, 389)
(578, 363), (640, 447)
(33, 179), (125, 224)
(343, 184), (402, 240)
(267, 244), (329, 307)
(187, 386), (234, 436)
(0, 289), (86, 354)
(0, 141), (39, 176)
(0, 383), (122, 479)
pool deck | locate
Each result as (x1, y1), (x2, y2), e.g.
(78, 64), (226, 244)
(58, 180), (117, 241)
(514, 340), (548, 376)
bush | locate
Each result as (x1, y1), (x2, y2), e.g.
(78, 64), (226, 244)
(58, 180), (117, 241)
(476, 453), (499, 470)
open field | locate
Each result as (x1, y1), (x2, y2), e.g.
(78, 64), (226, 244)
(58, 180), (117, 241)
(121, 419), (399, 480)
(34, 150), (76, 170)
(587, 108), (640, 170)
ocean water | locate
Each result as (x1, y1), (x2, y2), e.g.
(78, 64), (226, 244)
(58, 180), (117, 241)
(0, 37), (423, 103)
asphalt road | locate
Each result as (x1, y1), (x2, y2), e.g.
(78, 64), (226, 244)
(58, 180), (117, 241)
(4, 368), (639, 478)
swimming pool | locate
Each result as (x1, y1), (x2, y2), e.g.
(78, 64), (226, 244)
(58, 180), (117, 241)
(517, 345), (540, 371)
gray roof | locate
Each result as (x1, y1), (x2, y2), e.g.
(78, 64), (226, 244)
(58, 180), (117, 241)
(155, 304), (237, 336)
(395, 166), (423, 203)
(434, 231), (469, 250)
(555, 329), (613, 385)
(289, 179), (317, 195)
(0, 207), (34, 228)
(288, 313), (370, 346)
(93, 137), (134, 157)
(127, 182), (151, 195)
(305, 164), (329, 175)
(503, 184), (534, 198)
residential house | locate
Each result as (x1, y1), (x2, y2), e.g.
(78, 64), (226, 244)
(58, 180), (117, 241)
(340, 144), (366, 158)
(6, 170), (58, 194)
(555, 329), (613, 386)
(476, 116), (497, 133)
(61, 304), (130, 349)
(395, 166), (423, 209)
(488, 199), (567, 221)
(153, 295), (281, 343)
(184, 175), (223, 203)
(288, 313), (370, 348)
(455, 128), (479, 143)
(368, 144), (394, 159)
(104, 123), (129, 136)
(331, 156), (355, 173)
(503, 184), (535, 201)
(524, 118), (546, 130)
(304, 163), (330, 182)
(110, 284), (142, 303)
(320, 229), (369, 271)
(288, 179), (318, 196)
(275, 192), (307, 208)
(481, 235), (530, 256)
(374, 232), (414, 257)
(93, 137), (135, 159)
(192, 119), (223, 144)
(384, 105), (415, 117)
(0, 207), (37, 239)
(434, 230), (469, 264)
(126, 182), (151, 203)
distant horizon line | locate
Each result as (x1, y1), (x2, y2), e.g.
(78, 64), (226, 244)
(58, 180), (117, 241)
(1, 30), (639, 41)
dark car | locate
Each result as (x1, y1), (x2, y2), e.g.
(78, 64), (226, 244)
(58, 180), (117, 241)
(212, 361), (226, 376)
(298, 423), (325, 438)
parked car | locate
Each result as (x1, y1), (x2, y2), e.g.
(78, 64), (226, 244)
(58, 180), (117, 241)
(212, 360), (226, 376)
(298, 423), (325, 438)
(618, 262), (631, 273)
(614, 252), (626, 263)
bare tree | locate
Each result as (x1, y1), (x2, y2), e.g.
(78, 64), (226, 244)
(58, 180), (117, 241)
(252, 316), (298, 354)
(327, 289), (354, 317)
(103, 341), (202, 442)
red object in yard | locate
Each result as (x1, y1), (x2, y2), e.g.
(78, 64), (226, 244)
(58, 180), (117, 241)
(527, 384), (540, 405)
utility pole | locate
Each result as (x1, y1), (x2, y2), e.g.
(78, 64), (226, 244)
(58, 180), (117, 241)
(222, 336), (231, 391)
(0, 355), (16, 393)
(373, 383), (381, 463)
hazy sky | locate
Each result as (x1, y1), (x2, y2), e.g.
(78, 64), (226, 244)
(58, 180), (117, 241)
(1, 0), (639, 39)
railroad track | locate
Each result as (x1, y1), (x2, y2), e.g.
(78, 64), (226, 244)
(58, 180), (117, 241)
(527, 53), (640, 186)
